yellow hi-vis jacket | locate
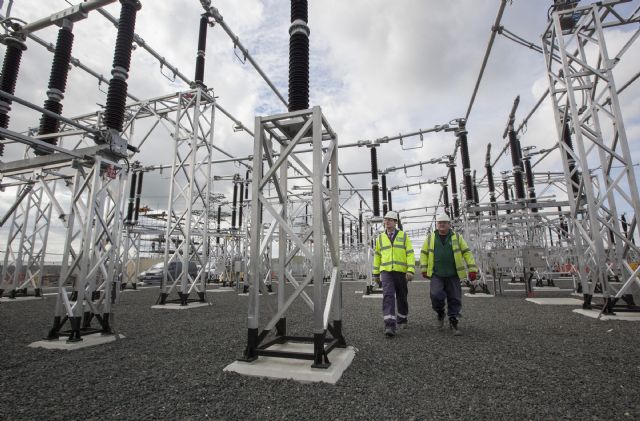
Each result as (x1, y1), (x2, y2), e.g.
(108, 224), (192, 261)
(419, 231), (478, 279)
(373, 230), (415, 275)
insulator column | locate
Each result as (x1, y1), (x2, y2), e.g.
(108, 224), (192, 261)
(561, 120), (580, 199)
(133, 171), (143, 223)
(370, 147), (380, 217)
(472, 170), (480, 216)
(194, 14), (208, 87)
(387, 191), (393, 212)
(0, 33), (27, 157)
(485, 144), (497, 216)
(35, 21), (74, 155)
(216, 205), (222, 244)
(341, 214), (345, 247)
(448, 159), (460, 218)
(231, 177), (239, 230)
(102, 0), (141, 141)
(442, 181), (450, 216)
(507, 127), (526, 201)
(288, 0), (309, 111)
(457, 122), (474, 205)
(358, 201), (363, 245)
(126, 172), (137, 224)
(502, 173), (511, 215)
(349, 220), (353, 247)
(238, 179), (245, 230)
(381, 174), (388, 216)
(522, 152), (537, 212)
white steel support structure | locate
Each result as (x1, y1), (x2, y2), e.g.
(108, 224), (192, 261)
(543, 1), (640, 312)
(242, 106), (344, 368)
(158, 88), (214, 306)
(47, 156), (126, 341)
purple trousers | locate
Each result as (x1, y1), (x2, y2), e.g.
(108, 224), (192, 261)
(381, 271), (409, 329)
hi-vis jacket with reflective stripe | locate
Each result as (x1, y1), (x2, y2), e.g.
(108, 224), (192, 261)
(373, 230), (415, 275)
(419, 231), (477, 279)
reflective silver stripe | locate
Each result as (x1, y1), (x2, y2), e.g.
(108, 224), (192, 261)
(456, 265), (466, 271)
(384, 315), (397, 320)
(394, 262), (408, 267)
(375, 252), (381, 256)
(381, 262), (393, 266)
(452, 248), (460, 253)
(397, 313), (407, 318)
(393, 244), (405, 249)
(461, 248), (470, 254)
(421, 250), (428, 256)
(406, 250), (414, 254)
(380, 245), (391, 251)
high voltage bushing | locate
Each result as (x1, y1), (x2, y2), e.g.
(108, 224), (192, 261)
(370, 147), (380, 217)
(325, 163), (330, 189)
(485, 144), (497, 216)
(358, 201), (363, 244)
(448, 158), (460, 218)
(381, 174), (388, 216)
(472, 170), (480, 216)
(387, 190), (393, 212)
(0, 30), (27, 157)
(216, 204), (222, 244)
(349, 220), (353, 246)
(558, 206), (567, 238)
(35, 22), (74, 155)
(456, 121), (474, 203)
(193, 14), (209, 87)
(522, 152), (537, 213)
(126, 172), (137, 223)
(101, 0), (141, 154)
(231, 176), (239, 229)
(288, 0), (309, 112)
(341, 214), (345, 246)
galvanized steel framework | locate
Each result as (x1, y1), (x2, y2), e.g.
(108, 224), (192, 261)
(542, 0), (640, 310)
(243, 106), (345, 368)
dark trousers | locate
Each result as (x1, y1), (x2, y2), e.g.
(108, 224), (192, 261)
(430, 275), (462, 319)
(381, 271), (409, 329)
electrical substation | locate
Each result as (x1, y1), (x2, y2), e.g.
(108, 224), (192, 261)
(1, 0), (639, 419)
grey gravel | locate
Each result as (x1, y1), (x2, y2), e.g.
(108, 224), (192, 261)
(1, 279), (639, 420)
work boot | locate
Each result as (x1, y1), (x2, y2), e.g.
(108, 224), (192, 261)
(384, 327), (396, 338)
(449, 317), (462, 336)
(398, 321), (408, 330)
(437, 312), (445, 330)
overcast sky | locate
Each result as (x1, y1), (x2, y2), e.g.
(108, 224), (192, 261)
(1, 0), (638, 257)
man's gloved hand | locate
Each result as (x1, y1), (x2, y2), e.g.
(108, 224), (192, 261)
(406, 272), (414, 282)
(468, 272), (477, 282)
(421, 272), (428, 279)
(372, 275), (380, 284)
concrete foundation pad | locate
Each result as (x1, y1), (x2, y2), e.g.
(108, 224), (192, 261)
(120, 289), (140, 293)
(223, 343), (356, 385)
(526, 298), (583, 305)
(571, 292), (604, 298)
(354, 290), (363, 294)
(0, 296), (43, 302)
(412, 280), (428, 283)
(573, 308), (640, 321)
(362, 294), (383, 299)
(29, 333), (125, 350)
(464, 293), (494, 298)
(151, 302), (210, 310)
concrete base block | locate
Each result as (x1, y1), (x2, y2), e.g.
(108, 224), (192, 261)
(151, 302), (210, 310)
(573, 308), (640, 321)
(464, 293), (494, 298)
(29, 333), (124, 350)
(0, 296), (43, 302)
(526, 298), (583, 305)
(362, 294), (383, 299)
(223, 343), (356, 385)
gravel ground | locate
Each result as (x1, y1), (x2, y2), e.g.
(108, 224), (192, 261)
(1, 279), (639, 420)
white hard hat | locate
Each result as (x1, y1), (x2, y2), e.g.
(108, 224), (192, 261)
(383, 211), (398, 220)
(436, 213), (451, 222)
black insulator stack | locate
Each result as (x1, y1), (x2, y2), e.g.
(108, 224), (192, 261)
(341, 214), (345, 246)
(457, 126), (474, 203)
(194, 15), (208, 87)
(523, 156), (537, 212)
(36, 25), (74, 155)
(288, 0), (309, 112)
(126, 172), (137, 223)
(503, 177), (511, 214)
(0, 36), (26, 157)
(381, 174), (388, 216)
(621, 214), (629, 239)
(370, 147), (380, 217)
(442, 183), (450, 215)
(549, 227), (554, 247)
(231, 180), (238, 229)
(472, 171), (479, 205)
(387, 191), (393, 212)
(305, 203), (308, 226)
(238, 179), (245, 230)
(325, 164), (330, 189)
(508, 127), (526, 200)
(103, 0), (141, 133)
(133, 171), (143, 222)
(558, 206), (568, 239)
(350, 220), (353, 246)
(449, 163), (460, 218)
(358, 201), (363, 244)
(216, 205), (222, 244)
(562, 121), (580, 198)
